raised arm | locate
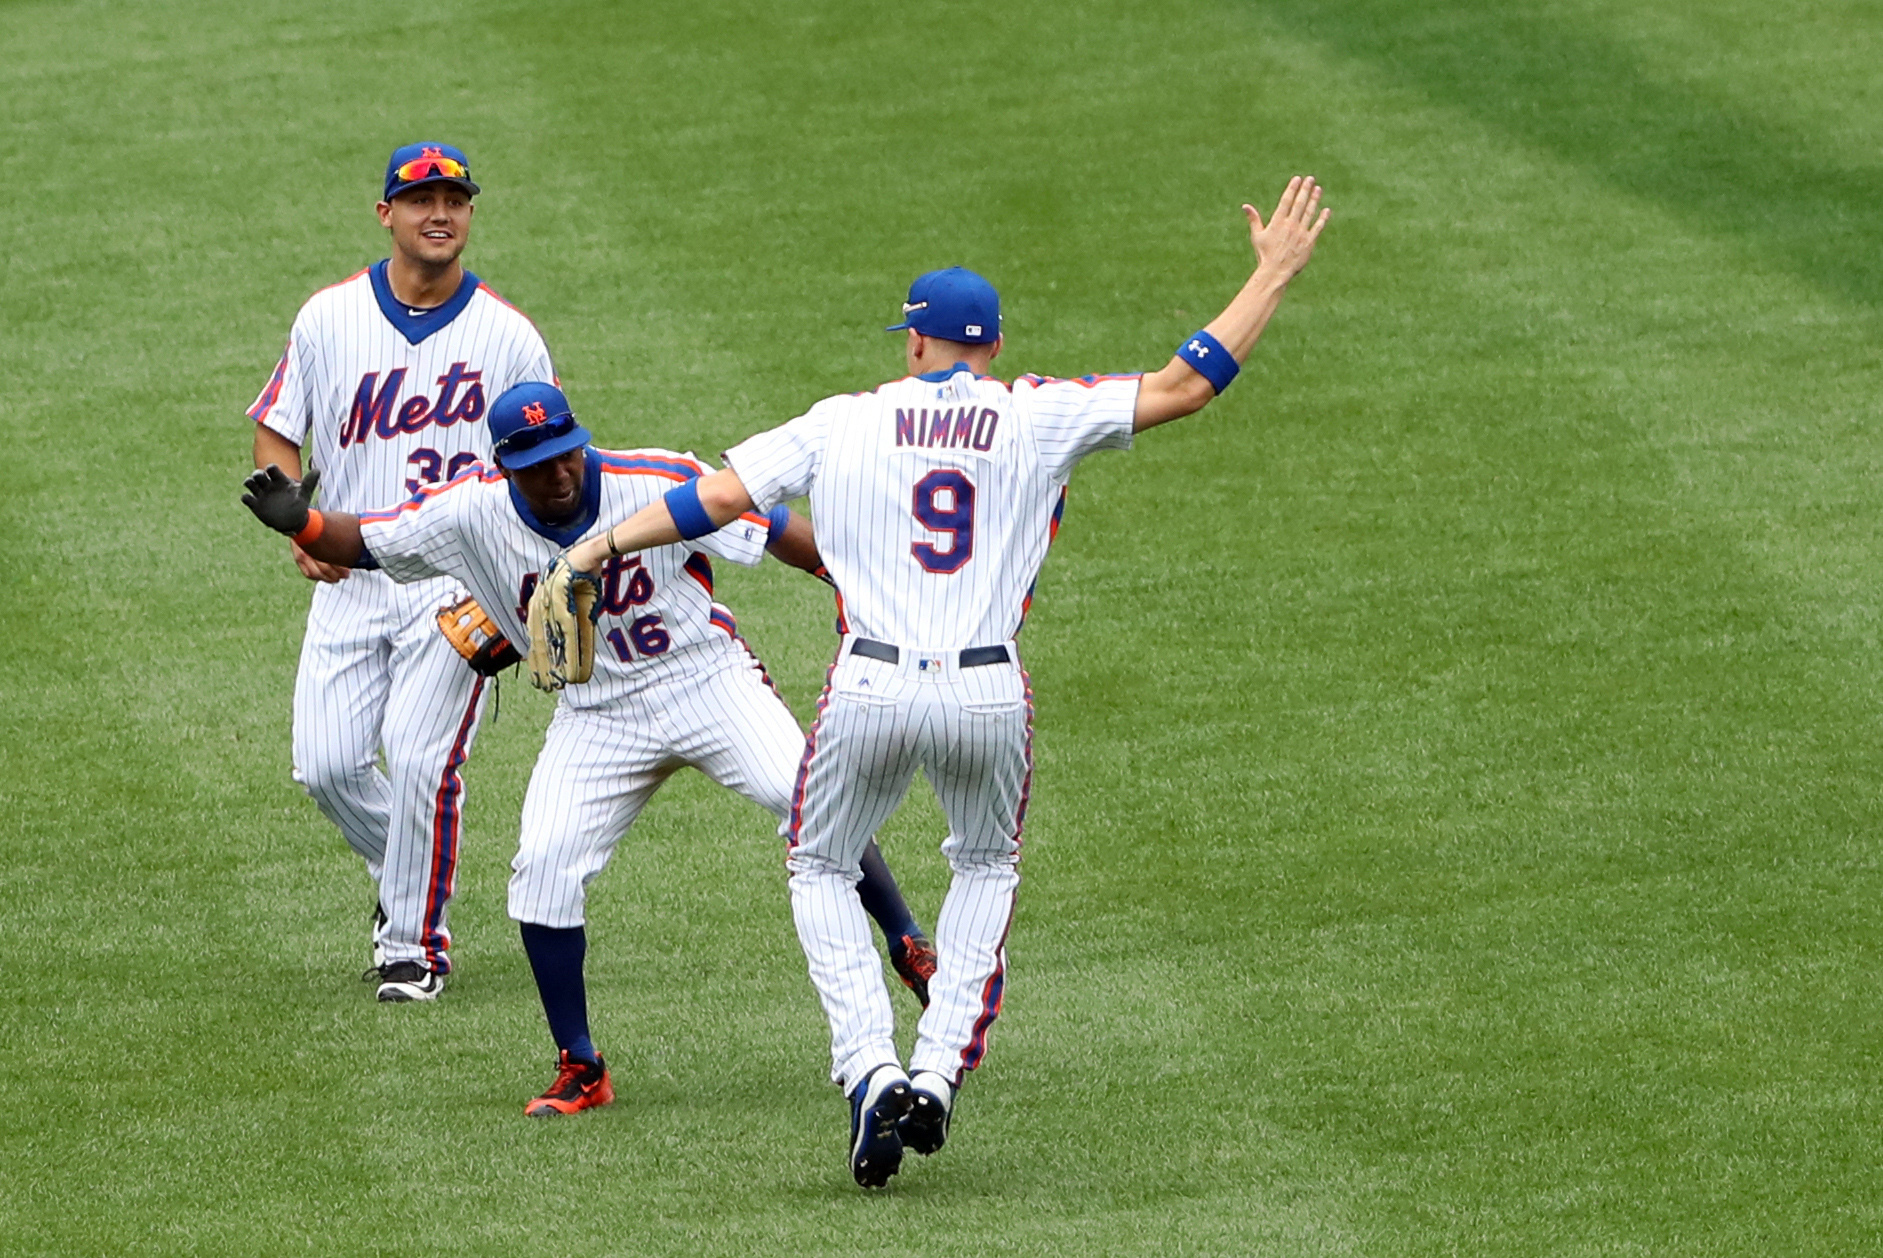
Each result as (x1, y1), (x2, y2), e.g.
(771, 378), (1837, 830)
(1133, 176), (1330, 432)
(241, 465), (367, 568)
(563, 466), (756, 573)
(253, 427), (351, 582)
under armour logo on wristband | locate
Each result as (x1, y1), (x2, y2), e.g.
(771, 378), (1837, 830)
(1177, 329), (1238, 393)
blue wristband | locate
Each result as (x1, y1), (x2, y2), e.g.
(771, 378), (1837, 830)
(766, 504), (792, 545)
(664, 479), (717, 540)
(1176, 330), (1238, 394)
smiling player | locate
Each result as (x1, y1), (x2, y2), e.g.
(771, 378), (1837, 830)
(247, 143), (555, 1001)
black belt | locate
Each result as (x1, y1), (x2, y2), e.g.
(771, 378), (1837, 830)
(850, 639), (1011, 668)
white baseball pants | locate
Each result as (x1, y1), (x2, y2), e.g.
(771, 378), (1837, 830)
(507, 636), (808, 929)
(786, 640), (1031, 1092)
(292, 570), (487, 973)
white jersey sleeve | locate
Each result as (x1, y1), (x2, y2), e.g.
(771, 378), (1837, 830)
(693, 509), (773, 568)
(1014, 374), (1140, 481)
(723, 399), (837, 512)
(511, 321), (557, 391)
(246, 304), (326, 445)
(356, 470), (487, 585)
(674, 449), (774, 568)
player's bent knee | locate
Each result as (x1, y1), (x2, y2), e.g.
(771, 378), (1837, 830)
(943, 847), (1021, 877)
(292, 759), (380, 809)
(786, 849), (864, 881)
(508, 850), (596, 928)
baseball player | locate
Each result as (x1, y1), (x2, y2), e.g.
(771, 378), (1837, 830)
(247, 142), (558, 1001)
(539, 177), (1329, 1184)
(242, 381), (936, 1115)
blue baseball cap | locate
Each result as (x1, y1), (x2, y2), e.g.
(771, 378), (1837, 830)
(487, 382), (591, 470)
(384, 142), (481, 201)
(885, 267), (1001, 344)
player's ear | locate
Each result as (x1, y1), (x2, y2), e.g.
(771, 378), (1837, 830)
(989, 335), (1002, 361)
(375, 201), (393, 229)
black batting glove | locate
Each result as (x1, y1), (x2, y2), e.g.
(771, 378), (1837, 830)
(242, 465), (319, 535)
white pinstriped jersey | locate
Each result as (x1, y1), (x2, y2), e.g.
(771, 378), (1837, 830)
(247, 262), (555, 513)
(357, 447), (776, 709)
(726, 365), (1141, 649)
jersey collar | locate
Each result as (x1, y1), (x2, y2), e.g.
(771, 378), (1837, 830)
(508, 446), (603, 546)
(916, 361), (977, 383)
(369, 260), (482, 345)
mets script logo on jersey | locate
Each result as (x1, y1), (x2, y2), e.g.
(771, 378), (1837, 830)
(515, 557), (656, 625)
(340, 363), (486, 447)
(894, 406), (1000, 451)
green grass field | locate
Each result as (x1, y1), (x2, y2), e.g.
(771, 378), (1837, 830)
(5, 0), (1883, 1253)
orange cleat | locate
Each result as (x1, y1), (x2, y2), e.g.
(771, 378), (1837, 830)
(890, 933), (937, 1008)
(524, 1050), (615, 1117)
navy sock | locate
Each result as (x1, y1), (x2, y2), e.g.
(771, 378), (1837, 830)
(519, 922), (596, 1063)
(857, 840), (922, 944)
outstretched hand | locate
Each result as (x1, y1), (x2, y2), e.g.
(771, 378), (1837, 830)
(242, 464), (318, 535)
(1246, 176), (1330, 282)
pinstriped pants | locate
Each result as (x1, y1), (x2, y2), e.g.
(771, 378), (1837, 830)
(787, 641), (1031, 1092)
(291, 571), (487, 974)
(506, 636), (808, 929)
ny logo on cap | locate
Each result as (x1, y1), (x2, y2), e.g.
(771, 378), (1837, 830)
(522, 402), (548, 425)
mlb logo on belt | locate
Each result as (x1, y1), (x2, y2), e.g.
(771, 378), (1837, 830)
(916, 656), (945, 672)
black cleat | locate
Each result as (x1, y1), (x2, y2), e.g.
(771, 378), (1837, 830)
(847, 1065), (912, 1188)
(900, 1071), (954, 1155)
(372, 960), (444, 1002)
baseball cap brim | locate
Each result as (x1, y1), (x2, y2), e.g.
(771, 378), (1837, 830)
(496, 424), (591, 470)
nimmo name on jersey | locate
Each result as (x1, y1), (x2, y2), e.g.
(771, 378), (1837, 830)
(894, 405), (1001, 451)
(342, 362), (487, 448)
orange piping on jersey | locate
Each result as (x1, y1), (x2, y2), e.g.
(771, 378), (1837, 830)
(474, 283), (557, 383)
(357, 464), (501, 523)
(318, 267), (374, 298)
(1015, 372), (1143, 389)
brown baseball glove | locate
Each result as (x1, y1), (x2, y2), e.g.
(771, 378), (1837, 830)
(436, 596), (522, 677)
